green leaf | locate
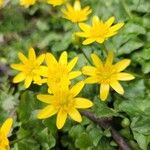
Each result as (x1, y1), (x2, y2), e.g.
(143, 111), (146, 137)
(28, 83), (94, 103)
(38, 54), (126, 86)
(75, 132), (93, 149)
(133, 131), (150, 150)
(93, 97), (118, 117)
(131, 116), (150, 135)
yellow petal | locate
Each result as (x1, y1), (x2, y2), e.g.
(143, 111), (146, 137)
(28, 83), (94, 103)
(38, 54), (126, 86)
(92, 16), (99, 26)
(105, 16), (115, 27)
(82, 66), (97, 76)
(37, 54), (45, 65)
(78, 23), (91, 32)
(74, 98), (93, 108)
(83, 38), (95, 45)
(105, 51), (114, 66)
(70, 81), (84, 97)
(18, 52), (27, 64)
(37, 105), (57, 119)
(45, 53), (57, 66)
(100, 84), (110, 101)
(69, 71), (81, 79)
(24, 76), (32, 88)
(56, 109), (67, 129)
(110, 22), (124, 32)
(74, 0), (81, 11)
(76, 32), (89, 37)
(85, 76), (99, 84)
(96, 38), (105, 43)
(68, 108), (82, 122)
(117, 73), (135, 81)
(1, 118), (13, 136)
(114, 59), (131, 72)
(91, 53), (103, 68)
(13, 72), (26, 83)
(10, 64), (24, 71)
(37, 94), (53, 104)
(28, 47), (36, 60)
(59, 51), (68, 65)
(67, 56), (78, 71)
(39, 66), (48, 77)
(110, 81), (124, 95)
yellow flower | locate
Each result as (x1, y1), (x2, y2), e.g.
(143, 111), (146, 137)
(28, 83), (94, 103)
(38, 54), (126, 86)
(47, 0), (66, 6)
(76, 16), (124, 45)
(37, 81), (93, 129)
(42, 51), (81, 93)
(0, 118), (13, 150)
(11, 48), (46, 88)
(20, 0), (36, 8)
(82, 51), (135, 101)
(0, 0), (4, 7)
(62, 0), (92, 23)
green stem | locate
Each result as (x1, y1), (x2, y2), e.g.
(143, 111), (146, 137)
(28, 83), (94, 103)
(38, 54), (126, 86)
(81, 49), (93, 65)
(10, 133), (31, 145)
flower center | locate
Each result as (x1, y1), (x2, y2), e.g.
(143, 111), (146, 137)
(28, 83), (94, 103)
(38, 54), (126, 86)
(91, 23), (109, 38)
(97, 66), (117, 83)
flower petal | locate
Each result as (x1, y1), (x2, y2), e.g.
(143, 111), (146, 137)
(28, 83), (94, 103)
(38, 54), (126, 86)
(91, 53), (103, 68)
(45, 53), (57, 66)
(69, 71), (81, 79)
(82, 66), (97, 76)
(110, 81), (124, 95)
(37, 54), (45, 65)
(1, 118), (13, 136)
(85, 76), (99, 84)
(29, 47), (36, 60)
(37, 94), (53, 104)
(56, 109), (67, 129)
(70, 81), (84, 97)
(83, 38), (95, 45)
(59, 51), (68, 65)
(100, 84), (110, 101)
(114, 59), (131, 72)
(78, 23), (91, 32)
(18, 52), (28, 64)
(39, 66), (48, 77)
(110, 22), (124, 32)
(116, 73), (135, 81)
(11, 64), (24, 71)
(24, 76), (32, 88)
(74, 98), (93, 108)
(105, 16), (115, 27)
(37, 105), (57, 119)
(13, 72), (26, 83)
(74, 0), (81, 11)
(68, 108), (82, 122)
(67, 56), (78, 71)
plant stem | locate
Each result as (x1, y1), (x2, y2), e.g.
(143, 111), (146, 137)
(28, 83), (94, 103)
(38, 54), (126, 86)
(81, 111), (131, 150)
(81, 48), (93, 65)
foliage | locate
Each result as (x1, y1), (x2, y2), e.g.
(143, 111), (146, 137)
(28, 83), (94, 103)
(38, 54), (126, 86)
(0, 0), (150, 149)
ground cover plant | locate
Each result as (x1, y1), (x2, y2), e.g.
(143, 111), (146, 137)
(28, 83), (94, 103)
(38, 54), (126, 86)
(0, 0), (150, 149)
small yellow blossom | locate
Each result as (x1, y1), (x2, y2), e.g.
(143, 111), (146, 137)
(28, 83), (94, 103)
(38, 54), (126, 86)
(62, 0), (92, 23)
(20, 0), (36, 8)
(37, 81), (93, 129)
(82, 51), (135, 101)
(11, 48), (46, 88)
(42, 51), (81, 93)
(47, 0), (66, 6)
(0, 0), (4, 7)
(76, 16), (124, 45)
(0, 118), (13, 150)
